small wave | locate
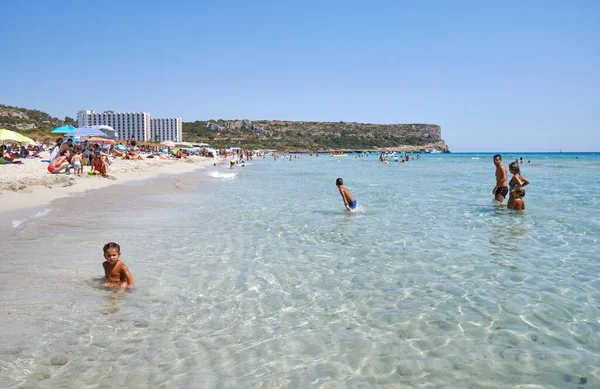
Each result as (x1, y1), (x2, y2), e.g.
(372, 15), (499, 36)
(12, 208), (51, 230)
(207, 172), (237, 179)
(351, 205), (365, 213)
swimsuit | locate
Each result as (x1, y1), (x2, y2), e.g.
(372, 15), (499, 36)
(348, 200), (357, 209)
(73, 162), (81, 169)
(47, 165), (56, 173)
(495, 187), (508, 197)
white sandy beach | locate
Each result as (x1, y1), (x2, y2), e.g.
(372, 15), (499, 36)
(0, 152), (216, 214)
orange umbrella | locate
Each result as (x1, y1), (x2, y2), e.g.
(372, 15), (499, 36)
(88, 137), (116, 145)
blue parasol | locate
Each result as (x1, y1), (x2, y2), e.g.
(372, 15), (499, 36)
(51, 125), (77, 134)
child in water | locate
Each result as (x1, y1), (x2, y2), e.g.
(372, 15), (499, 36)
(336, 177), (357, 211)
(102, 242), (135, 292)
(508, 188), (526, 210)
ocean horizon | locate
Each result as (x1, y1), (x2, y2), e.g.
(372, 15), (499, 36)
(1, 151), (598, 388)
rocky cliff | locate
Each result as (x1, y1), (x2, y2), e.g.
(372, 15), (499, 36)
(183, 120), (450, 152)
(0, 104), (450, 151)
(0, 104), (66, 133)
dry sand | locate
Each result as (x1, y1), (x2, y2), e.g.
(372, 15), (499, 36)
(0, 152), (216, 214)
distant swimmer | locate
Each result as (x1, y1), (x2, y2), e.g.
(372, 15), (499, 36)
(102, 242), (135, 295)
(492, 154), (508, 204)
(336, 177), (357, 211)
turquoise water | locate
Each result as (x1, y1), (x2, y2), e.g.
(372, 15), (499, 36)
(1, 152), (599, 388)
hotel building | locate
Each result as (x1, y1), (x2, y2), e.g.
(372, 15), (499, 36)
(77, 110), (182, 142)
(150, 117), (182, 143)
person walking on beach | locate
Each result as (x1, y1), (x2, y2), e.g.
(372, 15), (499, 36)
(71, 148), (83, 176)
(336, 177), (357, 211)
(492, 154), (508, 203)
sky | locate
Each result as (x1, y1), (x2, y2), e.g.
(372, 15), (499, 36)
(0, 0), (598, 151)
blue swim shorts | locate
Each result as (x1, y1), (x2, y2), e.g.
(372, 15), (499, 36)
(348, 200), (357, 209)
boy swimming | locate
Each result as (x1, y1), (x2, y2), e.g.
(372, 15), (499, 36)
(102, 242), (135, 291)
(336, 177), (357, 211)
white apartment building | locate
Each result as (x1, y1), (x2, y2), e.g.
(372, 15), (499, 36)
(77, 110), (182, 142)
(150, 117), (182, 142)
(78, 110), (151, 141)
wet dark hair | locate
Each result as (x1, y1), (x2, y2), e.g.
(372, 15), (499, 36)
(515, 188), (526, 198)
(493, 154), (501, 160)
(336, 177), (343, 186)
(509, 161), (520, 174)
(103, 242), (121, 254)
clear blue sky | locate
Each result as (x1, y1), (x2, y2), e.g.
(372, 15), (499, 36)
(1, 0), (598, 151)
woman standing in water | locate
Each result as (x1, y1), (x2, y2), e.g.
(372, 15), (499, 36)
(508, 161), (529, 209)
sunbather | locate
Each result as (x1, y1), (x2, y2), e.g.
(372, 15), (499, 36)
(91, 152), (109, 177)
(48, 150), (70, 174)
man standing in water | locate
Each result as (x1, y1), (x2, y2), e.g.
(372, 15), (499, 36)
(492, 154), (508, 203)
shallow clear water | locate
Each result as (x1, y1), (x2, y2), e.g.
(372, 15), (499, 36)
(1, 152), (599, 388)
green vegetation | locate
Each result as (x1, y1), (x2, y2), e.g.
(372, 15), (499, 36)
(183, 119), (444, 151)
(1, 105), (447, 151)
(0, 104), (64, 135)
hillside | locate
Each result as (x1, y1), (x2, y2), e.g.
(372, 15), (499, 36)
(0, 104), (450, 151)
(183, 120), (450, 152)
(0, 104), (76, 135)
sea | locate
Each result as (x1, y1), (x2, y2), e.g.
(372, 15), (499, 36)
(1, 152), (599, 389)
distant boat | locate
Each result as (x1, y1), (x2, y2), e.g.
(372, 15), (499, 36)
(331, 153), (347, 157)
(430, 149), (441, 153)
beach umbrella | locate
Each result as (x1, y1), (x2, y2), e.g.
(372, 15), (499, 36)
(0, 128), (36, 144)
(91, 125), (116, 139)
(88, 137), (116, 145)
(65, 127), (107, 138)
(51, 125), (76, 133)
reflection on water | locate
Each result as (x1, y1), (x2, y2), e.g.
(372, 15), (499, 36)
(1, 154), (599, 388)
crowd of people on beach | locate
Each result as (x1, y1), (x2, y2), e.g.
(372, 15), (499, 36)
(1, 143), (45, 164)
(43, 137), (217, 178)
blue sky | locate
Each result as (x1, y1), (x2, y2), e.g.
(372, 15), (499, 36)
(1, 0), (598, 151)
